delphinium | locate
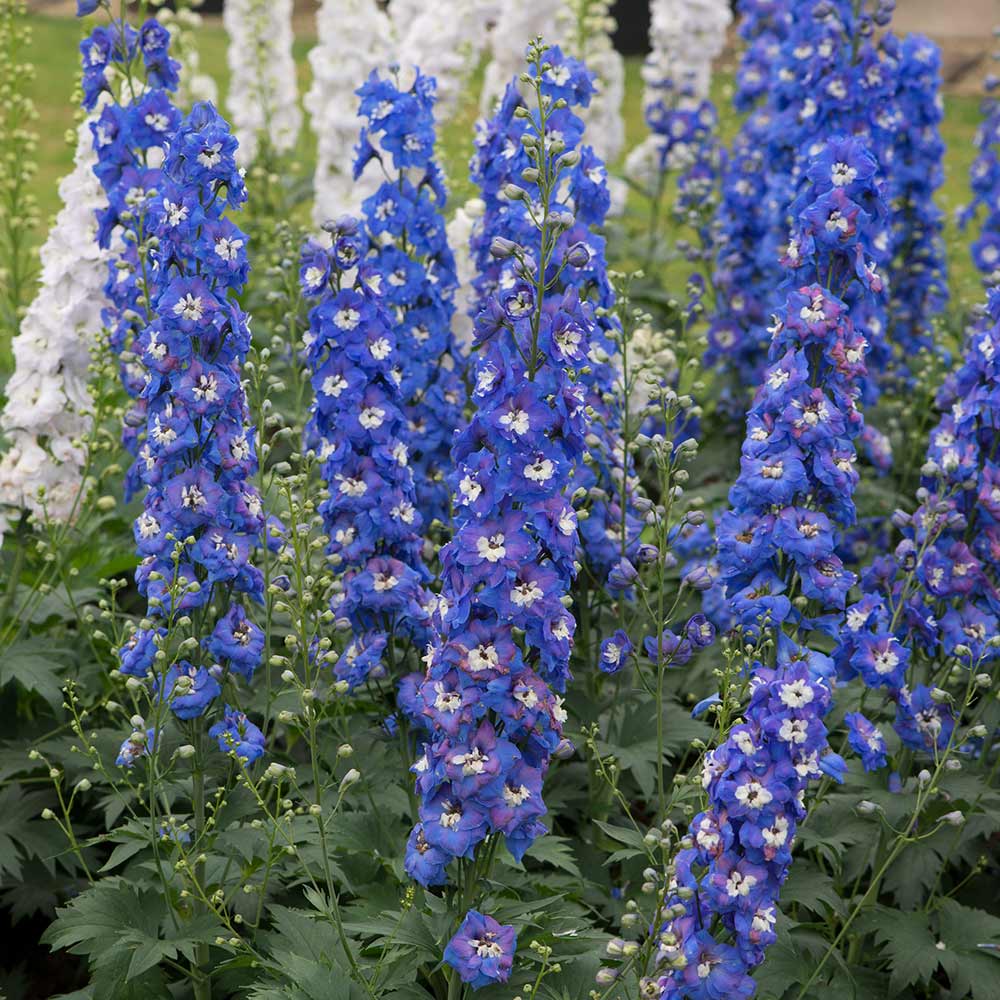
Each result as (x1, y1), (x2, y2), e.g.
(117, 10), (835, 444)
(105, 99), (263, 999)
(835, 285), (1000, 761)
(77, 9), (183, 453)
(0, 117), (111, 538)
(116, 99), (261, 748)
(299, 218), (431, 693)
(708, 0), (899, 410)
(788, 287), (1000, 994)
(402, 38), (599, 989)
(353, 68), (464, 530)
(960, 37), (1000, 286)
(646, 137), (887, 998)
(305, 0), (393, 224)
(881, 34), (949, 378)
(466, 46), (641, 596)
(731, 0), (791, 111)
(703, 0), (790, 409)
(0, 0), (39, 359)
(223, 0), (301, 168)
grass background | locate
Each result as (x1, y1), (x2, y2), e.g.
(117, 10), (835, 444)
(14, 11), (991, 353)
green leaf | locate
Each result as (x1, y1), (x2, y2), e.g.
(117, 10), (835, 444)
(43, 878), (223, 988)
(523, 835), (582, 878)
(0, 638), (74, 709)
(591, 820), (646, 852)
(97, 831), (149, 873)
(754, 936), (803, 1000)
(935, 899), (1000, 1000)
(0, 786), (60, 880)
(857, 905), (939, 995)
(780, 861), (847, 917)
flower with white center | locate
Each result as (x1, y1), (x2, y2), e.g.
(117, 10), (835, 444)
(510, 580), (543, 607)
(779, 679), (814, 708)
(734, 780), (773, 810)
(174, 293), (204, 322)
(476, 533), (506, 563)
(498, 408), (529, 436)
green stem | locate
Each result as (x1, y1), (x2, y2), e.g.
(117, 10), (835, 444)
(191, 748), (211, 1000)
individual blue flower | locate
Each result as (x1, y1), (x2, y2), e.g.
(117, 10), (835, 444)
(443, 910), (517, 990)
(403, 824), (450, 887)
(160, 661), (222, 720)
(599, 630), (632, 675)
(209, 706), (265, 765)
(845, 712), (888, 771)
(116, 727), (156, 768)
(894, 685), (955, 754)
(205, 604), (265, 680)
(117, 627), (165, 678)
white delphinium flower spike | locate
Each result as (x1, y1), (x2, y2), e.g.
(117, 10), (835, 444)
(446, 197), (486, 359)
(305, 0), (393, 224)
(223, 0), (301, 166)
(0, 118), (113, 540)
(557, 0), (626, 170)
(626, 0), (732, 184)
(393, 0), (497, 118)
(479, 0), (562, 112)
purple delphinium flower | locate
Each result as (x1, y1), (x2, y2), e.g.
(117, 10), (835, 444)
(657, 136), (886, 996)
(464, 46), (642, 591)
(82, 20), (182, 444)
(443, 910), (517, 989)
(351, 69), (464, 528)
(209, 706), (266, 765)
(119, 104), (264, 755)
(835, 286), (1000, 760)
(300, 218), (432, 686)
(844, 711), (888, 772)
(403, 46), (601, 915)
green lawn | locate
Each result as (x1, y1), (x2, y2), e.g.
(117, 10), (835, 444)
(16, 12), (990, 334)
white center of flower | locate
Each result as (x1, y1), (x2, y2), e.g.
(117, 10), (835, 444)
(359, 406), (385, 429)
(323, 374), (348, 398)
(215, 236), (243, 262)
(780, 679), (814, 707)
(511, 580), (543, 607)
(476, 533), (506, 563)
(499, 408), (530, 436)
(198, 143), (222, 168)
(369, 337), (391, 360)
(525, 458), (554, 482)
(735, 780), (773, 808)
(335, 308), (361, 330)
(831, 161), (857, 186)
(174, 293), (204, 322)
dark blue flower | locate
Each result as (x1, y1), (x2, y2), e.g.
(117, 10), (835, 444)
(209, 706), (265, 765)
